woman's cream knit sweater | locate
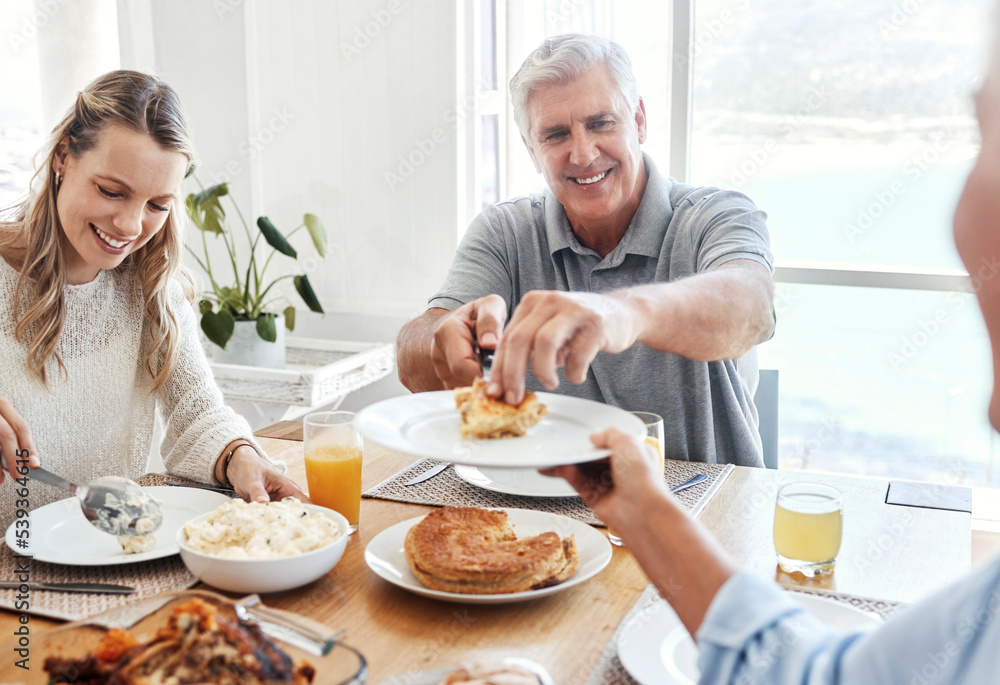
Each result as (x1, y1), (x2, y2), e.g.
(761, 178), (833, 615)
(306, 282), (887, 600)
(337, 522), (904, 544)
(0, 257), (280, 533)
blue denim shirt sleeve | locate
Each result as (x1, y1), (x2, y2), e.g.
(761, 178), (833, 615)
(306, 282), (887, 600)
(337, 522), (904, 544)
(696, 554), (1000, 684)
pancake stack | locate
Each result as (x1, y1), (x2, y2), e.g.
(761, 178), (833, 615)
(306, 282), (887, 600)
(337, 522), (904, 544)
(404, 507), (578, 594)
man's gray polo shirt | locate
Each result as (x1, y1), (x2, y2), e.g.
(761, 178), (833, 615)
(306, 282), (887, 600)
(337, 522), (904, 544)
(429, 153), (773, 466)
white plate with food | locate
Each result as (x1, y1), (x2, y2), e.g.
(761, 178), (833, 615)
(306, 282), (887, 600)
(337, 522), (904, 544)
(364, 508), (612, 604)
(4, 486), (232, 566)
(453, 465), (579, 498)
(355, 391), (645, 468)
(617, 592), (880, 684)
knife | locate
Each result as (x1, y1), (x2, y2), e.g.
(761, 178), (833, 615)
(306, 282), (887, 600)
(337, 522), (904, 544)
(670, 473), (707, 494)
(164, 479), (235, 494)
(403, 462), (450, 486)
(0, 581), (135, 594)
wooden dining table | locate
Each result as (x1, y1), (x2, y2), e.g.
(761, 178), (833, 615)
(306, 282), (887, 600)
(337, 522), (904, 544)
(0, 420), (971, 683)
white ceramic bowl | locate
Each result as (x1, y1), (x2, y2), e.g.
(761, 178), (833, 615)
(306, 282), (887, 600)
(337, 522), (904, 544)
(176, 503), (350, 593)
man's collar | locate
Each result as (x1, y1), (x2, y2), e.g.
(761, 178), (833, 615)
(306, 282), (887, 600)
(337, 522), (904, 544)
(543, 152), (673, 259)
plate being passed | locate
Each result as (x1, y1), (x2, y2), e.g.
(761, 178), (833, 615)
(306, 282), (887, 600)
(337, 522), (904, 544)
(355, 391), (645, 468)
(453, 465), (578, 498)
(617, 592), (880, 685)
(364, 508), (611, 604)
(4, 486), (232, 566)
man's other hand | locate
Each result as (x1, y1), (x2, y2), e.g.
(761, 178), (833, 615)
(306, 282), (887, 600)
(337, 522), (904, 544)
(430, 295), (508, 388)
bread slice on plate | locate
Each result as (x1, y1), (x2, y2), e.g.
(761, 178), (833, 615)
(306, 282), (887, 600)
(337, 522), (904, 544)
(454, 378), (547, 439)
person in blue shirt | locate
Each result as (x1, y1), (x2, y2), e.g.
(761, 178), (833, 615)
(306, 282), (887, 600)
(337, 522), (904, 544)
(548, 6), (1000, 683)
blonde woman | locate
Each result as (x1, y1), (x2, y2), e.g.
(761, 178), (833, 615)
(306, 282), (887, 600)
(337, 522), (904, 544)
(0, 70), (306, 531)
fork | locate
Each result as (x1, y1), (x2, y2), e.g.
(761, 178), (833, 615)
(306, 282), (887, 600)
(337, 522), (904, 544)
(474, 342), (494, 381)
(234, 595), (339, 656)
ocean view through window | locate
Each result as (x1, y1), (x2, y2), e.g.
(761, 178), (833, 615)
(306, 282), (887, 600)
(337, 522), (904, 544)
(691, 0), (998, 490)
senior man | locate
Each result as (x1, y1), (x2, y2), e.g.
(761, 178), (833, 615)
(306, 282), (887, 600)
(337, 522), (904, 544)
(397, 34), (774, 466)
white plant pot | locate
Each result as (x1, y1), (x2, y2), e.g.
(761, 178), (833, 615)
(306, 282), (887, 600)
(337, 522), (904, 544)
(213, 314), (286, 369)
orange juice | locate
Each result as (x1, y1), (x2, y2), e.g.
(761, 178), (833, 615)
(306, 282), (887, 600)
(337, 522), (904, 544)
(304, 445), (363, 529)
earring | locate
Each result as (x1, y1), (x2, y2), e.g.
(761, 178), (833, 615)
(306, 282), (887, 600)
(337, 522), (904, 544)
(55, 172), (63, 189)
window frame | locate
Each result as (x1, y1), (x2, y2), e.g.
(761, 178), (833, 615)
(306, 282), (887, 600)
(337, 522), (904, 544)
(458, 0), (508, 235)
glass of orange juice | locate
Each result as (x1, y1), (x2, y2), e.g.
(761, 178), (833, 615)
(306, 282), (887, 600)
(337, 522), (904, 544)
(608, 411), (665, 547)
(773, 482), (843, 576)
(304, 411), (364, 534)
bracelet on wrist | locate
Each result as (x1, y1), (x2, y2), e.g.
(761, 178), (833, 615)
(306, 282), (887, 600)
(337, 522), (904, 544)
(220, 441), (252, 486)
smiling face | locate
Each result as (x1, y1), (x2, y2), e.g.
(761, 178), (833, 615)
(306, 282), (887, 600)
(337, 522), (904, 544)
(521, 66), (647, 252)
(53, 124), (188, 284)
(954, 73), (1000, 430)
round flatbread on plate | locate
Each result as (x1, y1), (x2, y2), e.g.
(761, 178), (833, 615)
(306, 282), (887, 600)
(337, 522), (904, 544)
(364, 508), (612, 604)
(355, 391), (645, 468)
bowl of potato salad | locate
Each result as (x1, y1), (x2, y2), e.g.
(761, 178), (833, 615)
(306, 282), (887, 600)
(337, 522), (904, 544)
(177, 497), (349, 593)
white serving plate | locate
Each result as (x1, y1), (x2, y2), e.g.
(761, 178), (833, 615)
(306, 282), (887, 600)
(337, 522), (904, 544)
(453, 465), (578, 498)
(4, 486), (231, 566)
(617, 592), (880, 684)
(355, 391), (644, 468)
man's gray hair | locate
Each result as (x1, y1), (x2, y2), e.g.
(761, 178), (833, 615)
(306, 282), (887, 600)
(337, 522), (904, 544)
(509, 34), (640, 137)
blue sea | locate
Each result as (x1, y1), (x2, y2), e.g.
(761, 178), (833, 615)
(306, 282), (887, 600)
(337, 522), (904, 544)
(741, 161), (997, 487)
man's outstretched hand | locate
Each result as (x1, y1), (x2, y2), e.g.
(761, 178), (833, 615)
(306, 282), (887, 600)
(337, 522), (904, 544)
(487, 290), (639, 404)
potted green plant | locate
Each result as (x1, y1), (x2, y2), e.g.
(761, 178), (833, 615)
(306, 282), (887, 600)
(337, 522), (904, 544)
(185, 181), (326, 368)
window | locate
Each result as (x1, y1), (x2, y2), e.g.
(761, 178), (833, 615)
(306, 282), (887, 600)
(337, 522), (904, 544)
(460, 0), (509, 225)
(0, 0), (120, 208)
(689, 0), (997, 490)
(0, 1), (44, 208)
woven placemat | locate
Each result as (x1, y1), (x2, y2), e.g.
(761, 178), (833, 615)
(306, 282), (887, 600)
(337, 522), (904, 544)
(363, 459), (734, 526)
(586, 582), (906, 685)
(0, 474), (219, 622)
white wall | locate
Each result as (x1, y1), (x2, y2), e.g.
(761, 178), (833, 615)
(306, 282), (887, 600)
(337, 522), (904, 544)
(118, 0), (466, 410)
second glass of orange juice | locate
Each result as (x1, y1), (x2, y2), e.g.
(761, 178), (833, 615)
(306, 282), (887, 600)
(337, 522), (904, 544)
(608, 411), (665, 547)
(303, 411), (364, 534)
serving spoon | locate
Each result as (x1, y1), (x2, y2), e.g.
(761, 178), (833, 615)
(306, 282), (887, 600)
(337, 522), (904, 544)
(27, 466), (163, 537)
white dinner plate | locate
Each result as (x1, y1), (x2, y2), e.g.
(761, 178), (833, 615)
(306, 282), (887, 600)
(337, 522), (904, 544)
(4, 486), (232, 566)
(364, 508), (612, 604)
(617, 592), (880, 685)
(453, 465), (578, 498)
(355, 391), (645, 468)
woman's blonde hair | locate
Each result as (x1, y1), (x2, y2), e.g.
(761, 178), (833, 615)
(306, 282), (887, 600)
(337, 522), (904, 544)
(0, 70), (196, 391)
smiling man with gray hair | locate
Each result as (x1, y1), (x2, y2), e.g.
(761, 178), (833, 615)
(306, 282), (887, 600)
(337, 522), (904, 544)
(397, 34), (775, 467)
